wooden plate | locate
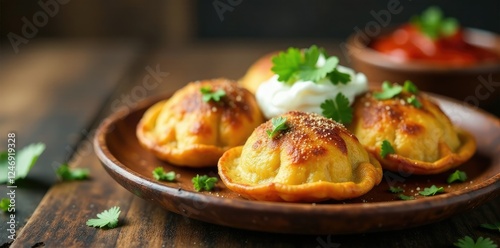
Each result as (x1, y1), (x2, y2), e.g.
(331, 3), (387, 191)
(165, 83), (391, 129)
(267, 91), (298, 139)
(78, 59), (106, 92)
(94, 93), (500, 235)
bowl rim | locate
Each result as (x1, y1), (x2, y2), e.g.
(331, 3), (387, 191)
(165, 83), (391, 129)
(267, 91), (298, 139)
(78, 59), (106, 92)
(346, 26), (500, 72)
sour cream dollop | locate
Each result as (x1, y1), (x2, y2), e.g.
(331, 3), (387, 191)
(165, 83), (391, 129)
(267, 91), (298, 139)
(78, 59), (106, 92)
(256, 60), (368, 119)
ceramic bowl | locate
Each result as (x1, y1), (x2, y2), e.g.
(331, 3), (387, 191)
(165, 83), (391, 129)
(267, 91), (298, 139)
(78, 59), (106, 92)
(347, 27), (500, 110)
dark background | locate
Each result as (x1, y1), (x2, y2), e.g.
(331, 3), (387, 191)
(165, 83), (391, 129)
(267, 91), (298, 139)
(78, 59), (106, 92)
(198, 0), (500, 39)
(1, 0), (499, 46)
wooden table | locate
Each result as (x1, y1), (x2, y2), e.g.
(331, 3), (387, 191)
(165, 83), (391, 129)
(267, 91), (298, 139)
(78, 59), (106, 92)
(1, 40), (499, 247)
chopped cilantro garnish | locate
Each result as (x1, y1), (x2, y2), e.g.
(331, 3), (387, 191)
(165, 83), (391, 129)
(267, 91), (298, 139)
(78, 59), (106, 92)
(320, 93), (353, 125)
(374, 81), (403, 100)
(411, 6), (459, 40)
(86, 206), (121, 229)
(389, 186), (404, 193)
(0, 143), (45, 183)
(328, 68), (351, 85)
(374, 80), (422, 108)
(398, 194), (415, 201)
(380, 140), (395, 158)
(192, 174), (218, 192)
(200, 87), (226, 102)
(407, 95), (422, 108)
(300, 56), (339, 83)
(0, 198), (10, 212)
(271, 45), (350, 85)
(403, 80), (419, 94)
(454, 236), (497, 248)
(419, 185), (444, 196)
(266, 116), (288, 138)
(271, 47), (303, 83)
(152, 167), (176, 181)
(56, 163), (90, 181)
(447, 170), (467, 184)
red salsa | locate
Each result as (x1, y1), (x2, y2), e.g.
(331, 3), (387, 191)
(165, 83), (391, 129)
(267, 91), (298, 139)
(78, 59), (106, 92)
(370, 6), (500, 66)
(370, 23), (499, 66)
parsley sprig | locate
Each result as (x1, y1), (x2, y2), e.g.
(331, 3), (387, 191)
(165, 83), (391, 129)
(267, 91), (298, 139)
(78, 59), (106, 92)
(374, 80), (422, 108)
(403, 80), (419, 94)
(0, 143), (45, 184)
(406, 95), (422, 108)
(388, 186), (414, 200)
(86, 206), (121, 229)
(0, 198), (10, 212)
(152, 167), (176, 181)
(454, 236), (497, 248)
(320, 93), (353, 125)
(56, 163), (90, 181)
(192, 174), (218, 192)
(374, 82), (403, 100)
(389, 186), (404, 193)
(271, 45), (351, 85)
(266, 116), (288, 138)
(380, 140), (395, 158)
(398, 194), (415, 201)
(447, 170), (467, 184)
(200, 86), (226, 102)
(419, 185), (444, 196)
(411, 6), (459, 40)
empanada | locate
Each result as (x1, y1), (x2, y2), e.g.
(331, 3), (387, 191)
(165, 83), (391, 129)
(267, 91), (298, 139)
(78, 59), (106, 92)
(239, 51), (276, 94)
(218, 111), (383, 202)
(137, 78), (264, 167)
(349, 90), (476, 175)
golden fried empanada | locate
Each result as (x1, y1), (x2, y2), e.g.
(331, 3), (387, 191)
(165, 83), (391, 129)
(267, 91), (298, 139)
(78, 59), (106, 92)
(239, 51), (276, 94)
(349, 91), (476, 175)
(218, 111), (383, 202)
(137, 78), (264, 167)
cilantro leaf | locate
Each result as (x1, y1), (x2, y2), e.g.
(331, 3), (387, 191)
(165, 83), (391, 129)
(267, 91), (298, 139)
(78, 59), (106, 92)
(271, 45), (350, 85)
(266, 116), (288, 138)
(271, 47), (303, 83)
(56, 163), (89, 181)
(411, 6), (459, 40)
(389, 186), (404, 193)
(200, 87), (226, 102)
(419, 185), (445, 196)
(152, 167), (176, 181)
(480, 223), (500, 233)
(407, 95), (422, 108)
(0, 143), (45, 184)
(403, 80), (419, 94)
(86, 206), (121, 229)
(320, 93), (353, 125)
(380, 140), (395, 158)
(300, 56), (338, 82)
(454, 236), (497, 248)
(303, 44), (321, 68)
(447, 170), (468, 184)
(192, 174), (218, 192)
(441, 18), (459, 37)
(374, 81), (403, 100)
(0, 198), (10, 212)
(398, 194), (415, 201)
(327, 68), (351, 85)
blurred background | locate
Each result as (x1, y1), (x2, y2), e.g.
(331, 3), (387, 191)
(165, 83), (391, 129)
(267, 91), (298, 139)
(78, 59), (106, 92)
(0, 1), (499, 243)
(1, 0), (499, 47)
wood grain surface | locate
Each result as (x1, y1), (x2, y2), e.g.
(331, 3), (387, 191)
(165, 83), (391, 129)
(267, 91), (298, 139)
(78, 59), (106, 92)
(2, 40), (499, 247)
(0, 41), (138, 245)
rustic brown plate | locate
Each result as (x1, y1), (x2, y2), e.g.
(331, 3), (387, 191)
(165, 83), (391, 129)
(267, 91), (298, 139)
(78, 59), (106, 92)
(94, 93), (500, 235)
